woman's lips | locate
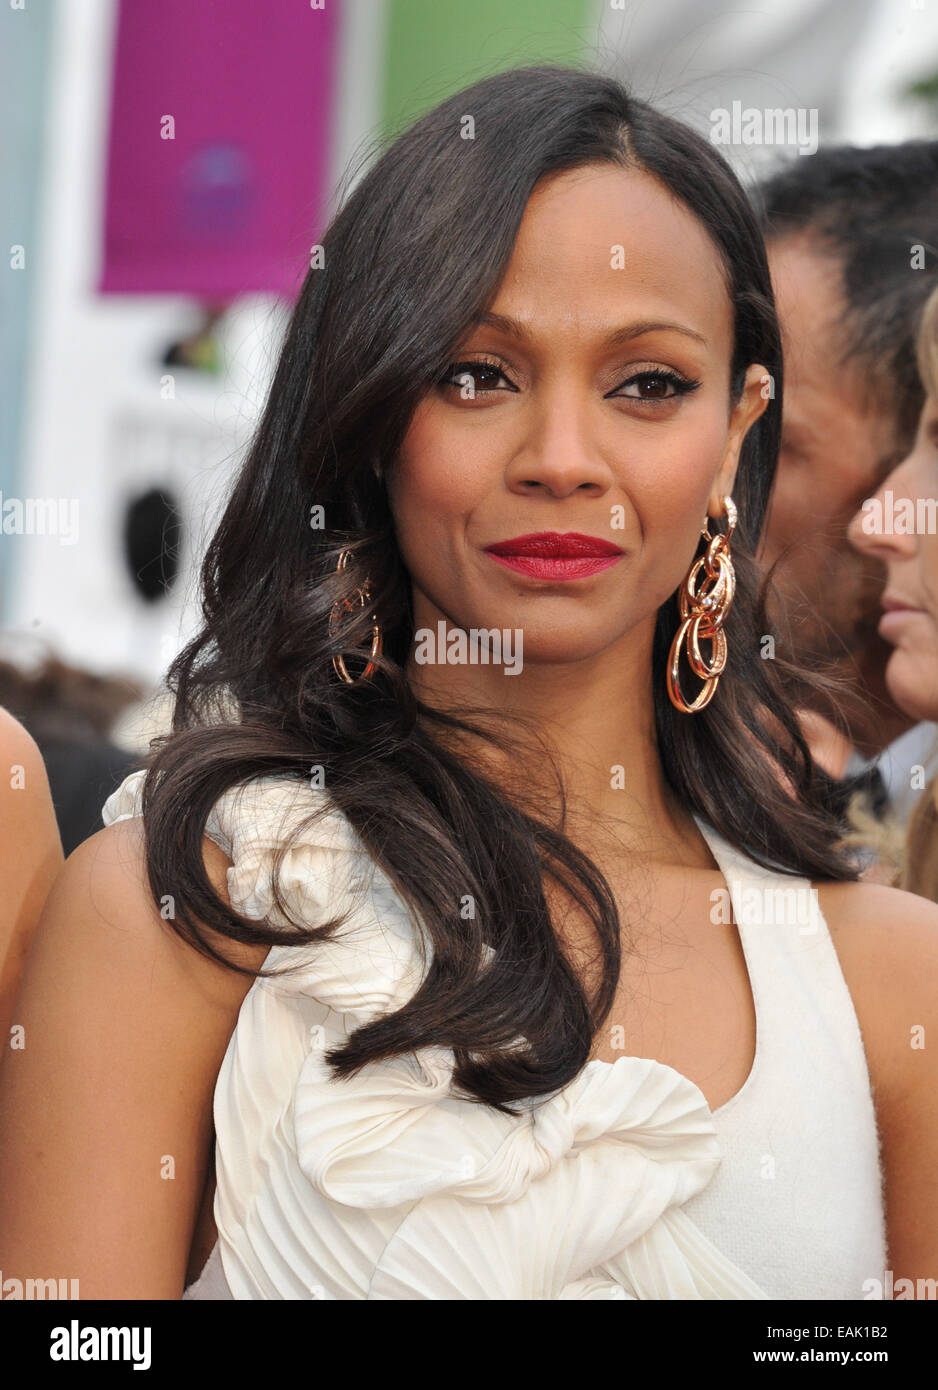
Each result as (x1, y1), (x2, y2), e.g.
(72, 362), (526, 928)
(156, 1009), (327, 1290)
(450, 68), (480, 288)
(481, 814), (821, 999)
(879, 593), (928, 639)
(484, 531), (623, 581)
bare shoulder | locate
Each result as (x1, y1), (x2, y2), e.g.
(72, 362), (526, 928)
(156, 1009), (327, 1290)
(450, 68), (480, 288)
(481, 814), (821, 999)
(814, 878), (938, 1278)
(815, 876), (938, 1104)
(0, 706), (63, 1036)
(0, 704), (42, 767)
(816, 876), (938, 928)
(0, 704), (61, 849)
(25, 816), (269, 1019)
(0, 815), (267, 1297)
(816, 878), (938, 983)
(59, 815), (268, 983)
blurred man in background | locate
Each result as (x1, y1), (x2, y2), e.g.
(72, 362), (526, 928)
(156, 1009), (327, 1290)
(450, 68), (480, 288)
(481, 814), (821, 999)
(757, 143), (938, 827)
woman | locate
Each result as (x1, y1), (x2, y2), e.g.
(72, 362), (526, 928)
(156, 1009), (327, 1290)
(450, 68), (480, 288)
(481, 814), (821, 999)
(1, 66), (935, 1301)
(847, 284), (938, 900)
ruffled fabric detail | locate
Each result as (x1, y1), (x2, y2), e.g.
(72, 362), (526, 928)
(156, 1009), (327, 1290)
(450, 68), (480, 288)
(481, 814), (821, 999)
(291, 1040), (768, 1298)
(102, 767), (435, 1023)
(103, 769), (769, 1300)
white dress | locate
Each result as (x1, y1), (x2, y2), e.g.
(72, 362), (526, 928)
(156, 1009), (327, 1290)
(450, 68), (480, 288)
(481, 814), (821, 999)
(102, 771), (887, 1300)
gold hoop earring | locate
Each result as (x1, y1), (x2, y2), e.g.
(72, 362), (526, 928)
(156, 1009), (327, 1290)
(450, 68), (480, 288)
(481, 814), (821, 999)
(330, 549), (382, 684)
(667, 495), (737, 713)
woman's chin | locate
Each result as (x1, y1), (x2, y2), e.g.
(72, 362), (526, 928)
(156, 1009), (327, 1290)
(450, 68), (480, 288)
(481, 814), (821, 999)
(504, 629), (625, 668)
(885, 648), (938, 725)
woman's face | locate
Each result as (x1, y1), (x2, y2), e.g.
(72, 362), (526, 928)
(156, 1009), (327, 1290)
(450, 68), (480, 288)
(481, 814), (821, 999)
(388, 164), (769, 670)
(847, 393), (938, 722)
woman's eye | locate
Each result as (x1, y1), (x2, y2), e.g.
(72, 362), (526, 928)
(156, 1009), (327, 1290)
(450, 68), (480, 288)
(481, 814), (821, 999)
(440, 361), (512, 394)
(436, 363), (699, 401)
(613, 371), (699, 401)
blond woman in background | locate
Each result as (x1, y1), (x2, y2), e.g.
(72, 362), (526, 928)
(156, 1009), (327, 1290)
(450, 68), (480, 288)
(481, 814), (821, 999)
(847, 284), (938, 898)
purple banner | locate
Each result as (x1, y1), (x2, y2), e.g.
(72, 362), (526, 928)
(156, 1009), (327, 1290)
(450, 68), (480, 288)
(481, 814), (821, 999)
(98, 0), (339, 299)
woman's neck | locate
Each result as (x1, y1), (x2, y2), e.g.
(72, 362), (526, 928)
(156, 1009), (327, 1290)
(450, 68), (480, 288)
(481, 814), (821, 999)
(405, 610), (707, 869)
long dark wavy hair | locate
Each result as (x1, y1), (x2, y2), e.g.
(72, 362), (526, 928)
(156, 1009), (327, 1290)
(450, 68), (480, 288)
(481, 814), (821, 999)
(139, 65), (860, 1113)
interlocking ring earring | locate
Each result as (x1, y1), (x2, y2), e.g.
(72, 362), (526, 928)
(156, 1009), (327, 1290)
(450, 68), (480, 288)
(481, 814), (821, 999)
(329, 549), (382, 684)
(667, 495), (737, 713)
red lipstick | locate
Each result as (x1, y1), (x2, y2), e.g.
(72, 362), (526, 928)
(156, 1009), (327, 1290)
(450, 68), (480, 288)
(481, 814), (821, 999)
(484, 531), (623, 581)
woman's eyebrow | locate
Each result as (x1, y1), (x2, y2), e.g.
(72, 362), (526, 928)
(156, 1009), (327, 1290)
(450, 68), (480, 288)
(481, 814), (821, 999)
(470, 310), (708, 347)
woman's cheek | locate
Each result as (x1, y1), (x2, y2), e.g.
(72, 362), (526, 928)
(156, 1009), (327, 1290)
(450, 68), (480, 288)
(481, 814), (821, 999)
(916, 478), (938, 616)
(887, 644), (938, 723)
(627, 432), (722, 537)
(388, 459), (481, 604)
(389, 468), (476, 584)
(392, 407), (492, 520)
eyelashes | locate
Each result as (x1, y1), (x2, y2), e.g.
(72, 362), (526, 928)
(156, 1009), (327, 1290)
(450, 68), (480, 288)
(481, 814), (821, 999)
(612, 370), (702, 402)
(437, 358), (702, 404)
(439, 360), (512, 394)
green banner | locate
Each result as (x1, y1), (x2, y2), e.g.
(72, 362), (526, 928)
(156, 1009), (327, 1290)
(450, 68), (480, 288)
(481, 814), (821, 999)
(380, 0), (596, 139)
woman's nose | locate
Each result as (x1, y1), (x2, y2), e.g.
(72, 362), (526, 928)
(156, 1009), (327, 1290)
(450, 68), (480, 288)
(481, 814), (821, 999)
(504, 405), (615, 499)
(847, 465), (919, 560)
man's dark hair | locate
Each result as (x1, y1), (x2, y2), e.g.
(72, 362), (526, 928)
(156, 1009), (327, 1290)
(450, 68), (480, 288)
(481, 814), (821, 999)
(756, 142), (938, 450)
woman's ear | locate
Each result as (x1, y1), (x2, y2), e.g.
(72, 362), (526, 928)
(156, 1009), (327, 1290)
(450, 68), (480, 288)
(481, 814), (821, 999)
(708, 362), (772, 515)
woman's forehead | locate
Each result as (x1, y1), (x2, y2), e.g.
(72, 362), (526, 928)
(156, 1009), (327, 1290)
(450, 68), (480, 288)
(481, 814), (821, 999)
(492, 165), (735, 344)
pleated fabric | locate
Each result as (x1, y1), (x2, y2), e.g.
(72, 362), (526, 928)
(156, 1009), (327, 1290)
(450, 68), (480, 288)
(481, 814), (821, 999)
(104, 770), (770, 1300)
